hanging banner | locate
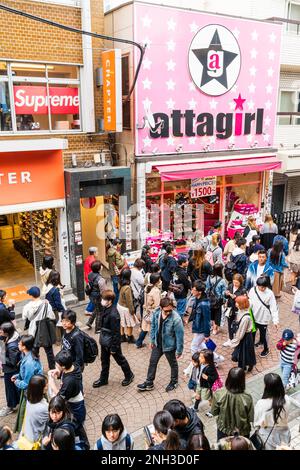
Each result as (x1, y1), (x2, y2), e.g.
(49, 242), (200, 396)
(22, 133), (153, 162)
(102, 49), (122, 132)
(191, 176), (217, 198)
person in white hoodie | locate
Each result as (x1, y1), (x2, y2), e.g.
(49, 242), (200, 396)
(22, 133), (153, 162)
(248, 276), (279, 358)
(94, 414), (134, 450)
(22, 286), (56, 370)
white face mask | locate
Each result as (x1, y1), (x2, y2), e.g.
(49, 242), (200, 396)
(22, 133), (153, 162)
(101, 299), (110, 307)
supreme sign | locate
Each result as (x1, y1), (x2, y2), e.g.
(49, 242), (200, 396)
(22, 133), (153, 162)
(13, 86), (79, 115)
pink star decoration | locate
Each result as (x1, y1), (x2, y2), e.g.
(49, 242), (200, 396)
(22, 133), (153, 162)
(233, 94), (246, 111)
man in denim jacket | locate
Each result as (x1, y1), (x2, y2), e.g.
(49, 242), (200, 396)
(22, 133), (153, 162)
(137, 298), (184, 393)
(245, 249), (274, 291)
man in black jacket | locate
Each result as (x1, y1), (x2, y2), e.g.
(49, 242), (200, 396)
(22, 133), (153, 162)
(173, 255), (191, 318)
(93, 290), (134, 388)
(61, 310), (84, 370)
(163, 399), (205, 448)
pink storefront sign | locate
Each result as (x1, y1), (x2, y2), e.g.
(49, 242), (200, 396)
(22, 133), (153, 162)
(134, 3), (282, 156)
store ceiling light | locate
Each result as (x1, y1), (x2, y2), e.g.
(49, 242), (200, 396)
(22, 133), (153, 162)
(11, 63), (55, 70)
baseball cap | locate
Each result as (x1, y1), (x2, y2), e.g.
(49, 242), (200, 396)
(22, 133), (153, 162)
(27, 286), (41, 298)
(282, 329), (294, 341)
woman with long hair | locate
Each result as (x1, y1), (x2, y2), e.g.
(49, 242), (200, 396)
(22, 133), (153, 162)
(117, 269), (138, 343)
(260, 215), (278, 251)
(149, 410), (182, 450)
(225, 274), (247, 340)
(141, 245), (153, 273)
(288, 233), (300, 286)
(267, 240), (288, 298)
(254, 373), (291, 450)
(243, 216), (259, 247)
(136, 273), (161, 349)
(45, 270), (66, 343)
(187, 248), (212, 282)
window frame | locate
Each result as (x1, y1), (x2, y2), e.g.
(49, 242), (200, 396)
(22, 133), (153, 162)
(121, 54), (131, 131)
(0, 59), (83, 135)
(278, 88), (300, 125)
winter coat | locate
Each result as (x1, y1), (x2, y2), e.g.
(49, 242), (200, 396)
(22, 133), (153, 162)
(14, 352), (43, 390)
(161, 256), (178, 283)
(107, 247), (125, 276)
(174, 266), (191, 299)
(199, 364), (218, 389)
(0, 302), (15, 326)
(150, 309), (184, 355)
(245, 260), (274, 291)
(173, 408), (204, 448)
(248, 287), (279, 326)
(2, 331), (20, 374)
(211, 388), (254, 436)
(97, 304), (121, 353)
(191, 297), (211, 337)
(22, 299), (55, 337)
(94, 429), (134, 450)
(62, 327), (84, 369)
(231, 248), (248, 277)
(187, 259), (212, 282)
(118, 285), (134, 314)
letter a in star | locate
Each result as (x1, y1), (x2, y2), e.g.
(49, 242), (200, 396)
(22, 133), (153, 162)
(192, 29), (238, 89)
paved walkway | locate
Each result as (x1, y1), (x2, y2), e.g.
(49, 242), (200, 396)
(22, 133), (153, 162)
(1, 292), (300, 449)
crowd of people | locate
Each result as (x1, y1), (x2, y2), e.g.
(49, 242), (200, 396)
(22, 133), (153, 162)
(0, 215), (300, 451)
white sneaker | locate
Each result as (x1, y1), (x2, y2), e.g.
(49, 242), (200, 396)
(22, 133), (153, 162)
(0, 406), (15, 417)
(214, 354), (225, 363)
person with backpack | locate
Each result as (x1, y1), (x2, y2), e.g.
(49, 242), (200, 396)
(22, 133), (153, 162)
(94, 414), (134, 450)
(206, 264), (226, 335)
(48, 350), (86, 429)
(22, 286), (56, 370)
(93, 290), (134, 388)
(248, 276), (279, 358)
(171, 255), (191, 318)
(136, 273), (161, 349)
(161, 245), (178, 292)
(61, 310), (84, 370)
(107, 239), (126, 304)
(206, 233), (223, 266)
(85, 260), (107, 331)
(45, 271), (66, 344)
(267, 240), (288, 298)
(254, 373), (291, 450)
(230, 238), (248, 277)
(245, 249), (274, 291)
(225, 274), (247, 340)
(223, 296), (256, 372)
(187, 248), (212, 283)
(0, 322), (20, 417)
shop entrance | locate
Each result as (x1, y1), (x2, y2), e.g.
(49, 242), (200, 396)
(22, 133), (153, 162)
(0, 209), (58, 301)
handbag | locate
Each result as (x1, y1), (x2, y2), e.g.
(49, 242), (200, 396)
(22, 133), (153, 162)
(205, 338), (216, 351)
(187, 378), (197, 390)
(34, 303), (56, 348)
(99, 327), (113, 349)
(250, 423), (276, 450)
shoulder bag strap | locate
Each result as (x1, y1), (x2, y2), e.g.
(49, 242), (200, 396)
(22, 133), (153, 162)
(254, 287), (271, 312)
(29, 302), (46, 323)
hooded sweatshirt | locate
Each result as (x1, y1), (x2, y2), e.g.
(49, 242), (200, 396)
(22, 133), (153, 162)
(231, 247), (248, 276)
(94, 429), (134, 450)
(173, 408), (204, 448)
(22, 299), (55, 337)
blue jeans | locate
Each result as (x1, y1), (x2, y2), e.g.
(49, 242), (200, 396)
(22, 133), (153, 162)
(111, 275), (120, 305)
(136, 330), (148, 347)
(281, 360), (293, 387)
(176, 298), (187, 317)
(68, 400), (86, 427)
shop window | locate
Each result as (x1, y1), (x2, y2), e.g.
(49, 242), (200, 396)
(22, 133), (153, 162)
(47, 64), (79, 80)
(122, 55), (131, 129)
(287, 2), (300, 33)
(0, 82), (12, 131)
(50, 84), (81, 131)
(278, 90), (300, 125)
(14, 82), (50, 131)
(0, 62), (7, 76)
(146, 173), (162, 193)
(11, 63), (47, 79)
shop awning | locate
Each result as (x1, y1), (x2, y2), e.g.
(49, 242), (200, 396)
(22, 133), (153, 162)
(154, 155), (282, 181)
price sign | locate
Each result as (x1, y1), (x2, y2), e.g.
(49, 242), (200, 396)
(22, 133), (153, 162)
(191, 177), (217, 198)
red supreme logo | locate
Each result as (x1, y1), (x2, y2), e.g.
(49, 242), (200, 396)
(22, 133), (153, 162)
(13, 86), (79, 115)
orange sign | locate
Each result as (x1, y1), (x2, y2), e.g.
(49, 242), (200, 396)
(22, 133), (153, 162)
(102, 49), (122, 132)
(0, 150), (65, 206)
(4, 285), (30, 303)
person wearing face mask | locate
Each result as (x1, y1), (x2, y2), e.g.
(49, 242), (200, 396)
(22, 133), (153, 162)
(93, 290), (134, 388)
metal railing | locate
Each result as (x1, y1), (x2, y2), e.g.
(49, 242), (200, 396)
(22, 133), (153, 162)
(272, 209), (300, 236)
(268, 17), (300, 35)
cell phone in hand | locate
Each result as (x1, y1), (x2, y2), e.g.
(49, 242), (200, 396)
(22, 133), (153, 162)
(143, 425), (155, 447)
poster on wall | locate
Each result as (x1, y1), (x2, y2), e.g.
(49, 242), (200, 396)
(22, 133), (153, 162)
(191, 176), (216, 198)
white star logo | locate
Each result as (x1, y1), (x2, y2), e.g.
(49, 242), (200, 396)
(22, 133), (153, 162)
(248, 83), (256, 93)
(143, 98), (152, 110)
(189, 82), (196, 91)
(247, 100), (255, 111)
(266, 84), (273, 94)
(141, 15), (152, 28)
(189, 137), (196, 145)
(189, 22), (198, 33)
(247, 134), (253, 143)
(143, 136), (152, 148)
(209, 99), (218, 110)
(188, 99), (197, 109)
(268, 50), (275, 61)
(166, 98), (175, 109)
(167, 18), (176, 31)
(265, 100), (272, 110)
(143, 57), (152, 70)
(267, 67), (274, 77)
(251, 30), (259, 41)
(228, 101), (236, 111)
(209, 136), (216, 144)
(167, 136), (175, 146)
(232, 28), (240, 38)
(263, 133), (270, 142)
(250, 66), (257, 76)
(269, 32), (276, 43)
(142, 78), (152, 90)
(250, 48), (258, 59)
(166, 79), (176, 91)
(166, 59), (176, 72)
(166, 39), (176, 51)
(143, 37), (152, 49)
(264, 116), (271, 126)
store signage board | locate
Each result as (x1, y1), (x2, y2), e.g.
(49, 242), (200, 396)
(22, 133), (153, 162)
(13, 86), (79, 115)
(102, 49), (123, 132)
(134, 3), (282, 156)
(191, 177), (216, 198)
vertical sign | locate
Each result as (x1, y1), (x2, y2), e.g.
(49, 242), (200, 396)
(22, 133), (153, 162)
(102, 49), (122, 132)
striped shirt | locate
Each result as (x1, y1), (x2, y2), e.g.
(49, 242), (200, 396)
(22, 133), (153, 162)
(281, 342), (298, 364)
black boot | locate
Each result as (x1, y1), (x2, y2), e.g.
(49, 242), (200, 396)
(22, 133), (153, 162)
(121, 335), (127, 343)
(92, 378), (108, 388)
(127, 335), (136, 344)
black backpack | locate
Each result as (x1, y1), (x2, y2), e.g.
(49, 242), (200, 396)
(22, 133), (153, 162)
(207, 277), (223, 310)
(80, 330), (98, 364)
(224, 261), (237, 282)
